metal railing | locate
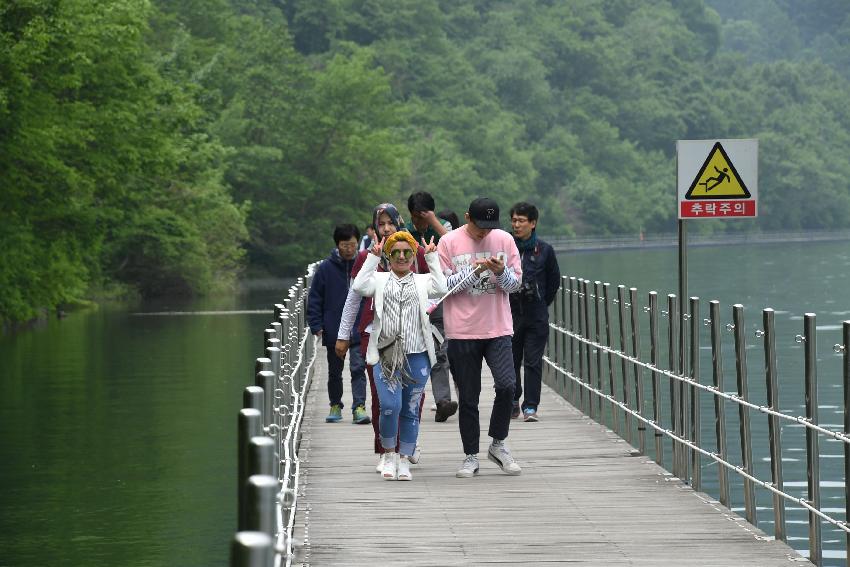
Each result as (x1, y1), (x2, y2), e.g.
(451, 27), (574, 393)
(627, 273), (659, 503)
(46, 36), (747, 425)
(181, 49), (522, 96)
(229, 263), (320, 567)
(544, 275), (850, 567)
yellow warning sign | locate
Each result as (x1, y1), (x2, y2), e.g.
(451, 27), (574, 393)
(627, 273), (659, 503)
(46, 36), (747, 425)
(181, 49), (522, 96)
(685, 142), (751, 200)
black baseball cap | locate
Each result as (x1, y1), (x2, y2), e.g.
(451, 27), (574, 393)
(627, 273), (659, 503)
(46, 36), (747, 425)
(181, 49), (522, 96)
(467, 197), (500, 229)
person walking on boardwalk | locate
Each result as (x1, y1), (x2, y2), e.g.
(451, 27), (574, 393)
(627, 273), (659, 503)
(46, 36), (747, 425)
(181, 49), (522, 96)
(351, 232), (446, 480)
(437, 197), (524, 478)
(307, 224), (371, 425)
(336, 204), (429, 472)
(406, 191), (458, 423)
(508, 202), (561, 422)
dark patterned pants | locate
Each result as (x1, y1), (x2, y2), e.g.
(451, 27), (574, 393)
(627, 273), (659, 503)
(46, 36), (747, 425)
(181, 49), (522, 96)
(447, 336), (516, 455)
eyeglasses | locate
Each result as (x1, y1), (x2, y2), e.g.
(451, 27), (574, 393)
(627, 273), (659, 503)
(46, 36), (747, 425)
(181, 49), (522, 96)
(389, 249), (414, 260)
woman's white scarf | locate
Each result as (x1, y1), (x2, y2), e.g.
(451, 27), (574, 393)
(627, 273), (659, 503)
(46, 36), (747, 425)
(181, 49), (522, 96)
(377, 271), (417, 392)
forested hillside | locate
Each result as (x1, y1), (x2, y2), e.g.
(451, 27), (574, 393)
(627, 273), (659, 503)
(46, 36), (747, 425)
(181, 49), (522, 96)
(3, 0), (850, 324)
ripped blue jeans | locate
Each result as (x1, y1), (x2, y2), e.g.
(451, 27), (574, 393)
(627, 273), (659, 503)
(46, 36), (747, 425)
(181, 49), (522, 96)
(373, 352), (431, 457)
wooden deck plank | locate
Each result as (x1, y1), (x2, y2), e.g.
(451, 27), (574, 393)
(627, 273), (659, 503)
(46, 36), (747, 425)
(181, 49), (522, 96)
(292, 355), (807, 566)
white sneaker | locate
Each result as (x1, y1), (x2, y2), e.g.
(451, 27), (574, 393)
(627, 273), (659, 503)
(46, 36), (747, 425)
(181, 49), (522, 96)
(397, 456), (412, 481)
(375, 453), (386, 473)
(382, 452), (398, 480)
(487, 441), (522, 475)
(408, 444), (421, 465)
(456, 454), (480, 478)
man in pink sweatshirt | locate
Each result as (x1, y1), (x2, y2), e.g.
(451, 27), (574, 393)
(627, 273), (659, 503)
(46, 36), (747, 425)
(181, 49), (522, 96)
(437, 197), (524, 478)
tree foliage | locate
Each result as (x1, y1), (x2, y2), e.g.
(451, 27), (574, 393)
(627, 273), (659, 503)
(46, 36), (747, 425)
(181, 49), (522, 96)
(4, 0), (850, 323)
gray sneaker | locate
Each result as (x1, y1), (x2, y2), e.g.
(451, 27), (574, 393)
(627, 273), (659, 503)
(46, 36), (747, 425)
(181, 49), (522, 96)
(488, 441), (522, 475)
(455, 454), (480, 478)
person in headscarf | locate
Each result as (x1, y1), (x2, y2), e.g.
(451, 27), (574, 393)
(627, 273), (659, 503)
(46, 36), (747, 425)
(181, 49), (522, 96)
(351, 231), (446, 480)
(335, 203), (430, 473)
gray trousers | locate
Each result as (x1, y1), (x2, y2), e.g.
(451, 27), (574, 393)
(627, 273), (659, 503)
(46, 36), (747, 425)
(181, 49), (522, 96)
(428, 303), (453, 403)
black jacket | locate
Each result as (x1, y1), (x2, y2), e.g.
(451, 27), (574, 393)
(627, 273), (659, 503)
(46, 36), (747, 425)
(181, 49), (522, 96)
(510, 237), (561, 316)
(307, 249), (357, 346)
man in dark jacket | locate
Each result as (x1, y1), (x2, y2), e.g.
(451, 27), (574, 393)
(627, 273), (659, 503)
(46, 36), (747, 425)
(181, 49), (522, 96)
(508, 202), (561, 422)
(307, 224), (370, 424)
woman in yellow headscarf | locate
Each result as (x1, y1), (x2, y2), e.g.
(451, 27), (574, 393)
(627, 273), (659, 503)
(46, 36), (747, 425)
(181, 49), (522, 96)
(351, 232), (447, 480)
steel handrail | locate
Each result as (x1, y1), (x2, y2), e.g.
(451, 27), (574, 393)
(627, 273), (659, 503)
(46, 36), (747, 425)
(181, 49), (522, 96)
(544, 358), (850, 535)
(551, 322), (850, 446)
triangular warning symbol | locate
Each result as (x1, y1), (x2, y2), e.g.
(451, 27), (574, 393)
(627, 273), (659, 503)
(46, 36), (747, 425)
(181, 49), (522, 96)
(685, 142), (751, 200)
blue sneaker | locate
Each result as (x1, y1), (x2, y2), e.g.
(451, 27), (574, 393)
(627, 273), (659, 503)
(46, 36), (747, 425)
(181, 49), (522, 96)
(523, 408), (539, 422)
(326, 404), (342, 422)
(352, 405), (371, 424)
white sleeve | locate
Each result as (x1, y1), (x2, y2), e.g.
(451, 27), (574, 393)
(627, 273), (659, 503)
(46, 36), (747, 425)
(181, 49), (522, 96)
(337, 287), (362, 341)
(351, 253), (380, 297)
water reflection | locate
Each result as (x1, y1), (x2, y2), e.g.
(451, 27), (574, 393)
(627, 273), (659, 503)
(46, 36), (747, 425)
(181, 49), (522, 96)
(0, 285), (291, 567)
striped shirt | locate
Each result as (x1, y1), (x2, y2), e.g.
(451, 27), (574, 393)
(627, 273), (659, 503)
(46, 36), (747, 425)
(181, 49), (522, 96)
(379, 272), (426, 354)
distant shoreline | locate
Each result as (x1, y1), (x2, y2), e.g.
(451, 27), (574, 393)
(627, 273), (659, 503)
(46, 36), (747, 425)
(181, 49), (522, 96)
(539, 229), (850, 253)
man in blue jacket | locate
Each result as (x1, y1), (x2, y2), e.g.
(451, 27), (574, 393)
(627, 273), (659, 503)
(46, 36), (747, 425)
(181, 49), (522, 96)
(308, 224), (370, 424)
(508, 202), (561, 422)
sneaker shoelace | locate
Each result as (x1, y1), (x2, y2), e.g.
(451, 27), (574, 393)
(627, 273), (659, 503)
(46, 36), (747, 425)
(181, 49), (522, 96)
(463, 455), (478, 469)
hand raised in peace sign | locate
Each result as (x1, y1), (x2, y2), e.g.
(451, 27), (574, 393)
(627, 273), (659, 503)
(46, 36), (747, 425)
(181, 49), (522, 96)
(370, 237), (385, 257)
(421, 236), (437, 255)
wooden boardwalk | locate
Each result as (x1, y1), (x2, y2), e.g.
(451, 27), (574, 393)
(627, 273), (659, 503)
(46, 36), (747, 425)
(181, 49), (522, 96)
(292, 355), (806, 566)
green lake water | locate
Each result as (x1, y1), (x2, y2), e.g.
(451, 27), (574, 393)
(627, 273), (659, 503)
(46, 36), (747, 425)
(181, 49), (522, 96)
(1, 239), (849, 565)
(0, 290), (283, 567)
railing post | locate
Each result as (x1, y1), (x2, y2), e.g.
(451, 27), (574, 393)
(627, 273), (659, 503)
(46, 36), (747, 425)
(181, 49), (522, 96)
(578, 279), (588, 414)
(617, 285), (631, 443)
(709, 300), (730, 508)
(230, 532), (273, 567)
(265, 342), (281, 381)
(649, 291), (663, 465)
(762, 308), (785, 542)
(603, 283), (616, 434)
(569, 277), (577, 404)
(249, 436), (277, 482)
(575, 278), (584, 411)
(244, 386), (264, 414)
(689, 297), (701, 490)
(559, 276), (568, 395)
(594, 281), (604, 420)
(667, 294), (680, 477)
(583, 279), (594, 417)
(256, 370), (275, 433)
(238, 409), (263, 531)
(630, 287), (646, 455)
(552, 277), (561, 393)
(265, 341), (281, 448)
(732, 304), (756, 526)
(280, 312), (291, 370)
(841, 320), (850, 566)
(246, 474), (278, 539)
(255, 358), (271, 380)
(679, 304), (689, 484)
(803, 313), (822, 566)
(546, 278), (557, 390)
